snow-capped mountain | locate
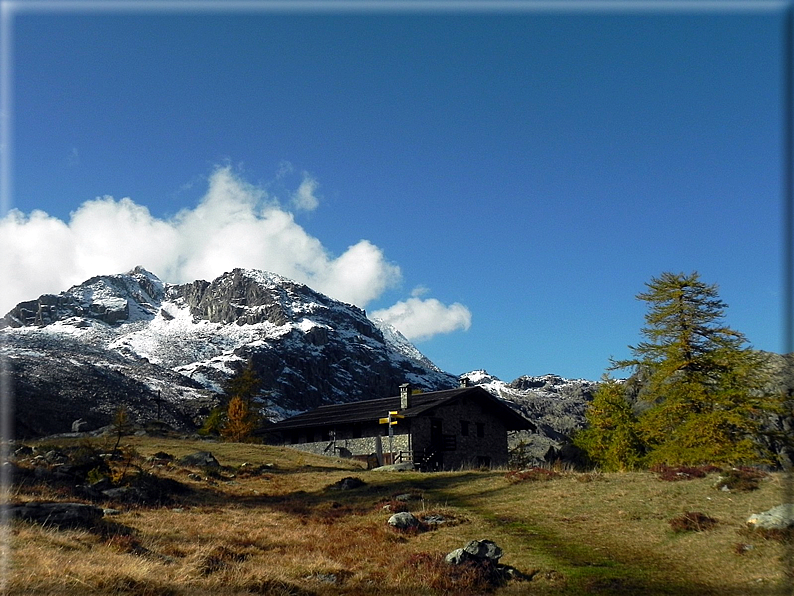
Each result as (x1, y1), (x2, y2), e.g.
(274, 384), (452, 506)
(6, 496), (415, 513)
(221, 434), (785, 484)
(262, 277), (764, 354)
(371, 318), (445, 374)
(1, 266), (457, 437)
(9, 266), (790, 467)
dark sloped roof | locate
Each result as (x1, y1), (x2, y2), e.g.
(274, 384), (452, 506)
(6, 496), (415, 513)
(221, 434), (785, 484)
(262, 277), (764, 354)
(267, 386), (534, 432)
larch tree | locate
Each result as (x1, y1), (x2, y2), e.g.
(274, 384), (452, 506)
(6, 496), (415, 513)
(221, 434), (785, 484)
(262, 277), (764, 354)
(111, 405), (134, 452)
(220, 395), (255, 443)
(574, 376), (644, 471)
(612, 271), (772, 466)
(215, 359), (265, 442)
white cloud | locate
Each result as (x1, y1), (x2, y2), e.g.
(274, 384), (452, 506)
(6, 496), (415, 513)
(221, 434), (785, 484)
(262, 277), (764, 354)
(0, 209), (79, 303)
(0, 166), (396, 310)
(371, 294), (472, 342)
(290, 173), (320, 212)
(70, 196), (180, 278)
(319, 240), (400, 307)
(0, 166), (470, 342)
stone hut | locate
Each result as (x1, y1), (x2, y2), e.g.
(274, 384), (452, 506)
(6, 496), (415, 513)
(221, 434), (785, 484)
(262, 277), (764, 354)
(265, 382), (534, 470)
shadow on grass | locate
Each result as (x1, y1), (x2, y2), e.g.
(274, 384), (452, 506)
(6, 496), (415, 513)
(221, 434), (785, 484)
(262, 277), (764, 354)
(476, 515), (788, 596)
(15, 458), (790, 596)
(413, 475), (791, 596)
(222, 471), (487, 518)
(171, 470), (785, 596)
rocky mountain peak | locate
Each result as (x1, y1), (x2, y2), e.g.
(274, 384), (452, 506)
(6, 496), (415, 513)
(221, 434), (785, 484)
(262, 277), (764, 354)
(1, 266), (165, 329)
(508, 373), (595, 393)
(1, 266), (457, 437)
(167, 268), (377, 339)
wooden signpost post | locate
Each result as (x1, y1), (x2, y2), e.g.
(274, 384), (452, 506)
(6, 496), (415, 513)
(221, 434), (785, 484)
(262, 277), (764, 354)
(379, 411), (404, 464)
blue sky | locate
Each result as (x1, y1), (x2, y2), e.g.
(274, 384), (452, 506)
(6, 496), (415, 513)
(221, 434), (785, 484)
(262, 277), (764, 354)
(1, 1), (788, 382)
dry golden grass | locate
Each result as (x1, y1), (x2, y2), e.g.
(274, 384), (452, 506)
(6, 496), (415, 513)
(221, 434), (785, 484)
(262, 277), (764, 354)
(7, 437), (793, 595)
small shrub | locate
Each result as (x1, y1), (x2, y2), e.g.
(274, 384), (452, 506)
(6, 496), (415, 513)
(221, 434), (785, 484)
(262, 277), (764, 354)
(111, 406), (134, 451)
(405, 551), (496, 594)
(110, 445), (143, 485)
(505, 467), (560, 483)
(198, 407), (225, 436)
(715, 467), (768, 492)
(652, 464), (720, 481)
(669, 511), (718, 533)
(380, 499), (410, 514)
(87, 466), (108, 485)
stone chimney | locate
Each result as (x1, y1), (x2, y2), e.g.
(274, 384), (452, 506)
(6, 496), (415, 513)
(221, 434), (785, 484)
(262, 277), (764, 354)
(400, 383), (411, 409)
(459, 376), (471, 388)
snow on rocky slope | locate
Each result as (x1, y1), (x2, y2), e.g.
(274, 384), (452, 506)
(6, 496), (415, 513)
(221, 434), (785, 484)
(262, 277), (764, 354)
(1, 265), (603, 456)
(1, 266), (456, 437)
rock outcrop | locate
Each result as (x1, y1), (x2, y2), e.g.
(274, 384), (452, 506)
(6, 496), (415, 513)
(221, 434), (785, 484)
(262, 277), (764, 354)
(9, 501), (105, 529)
(388, 512), (421, 530)
(747, 504), (794, 530)
(445, 539), (503, 565)
(178, 451), (220, 468)
(444, 539), (531, 584)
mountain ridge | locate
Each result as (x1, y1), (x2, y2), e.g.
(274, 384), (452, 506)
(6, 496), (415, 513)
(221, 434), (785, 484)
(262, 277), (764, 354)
(6, 267), (791, 468)
(1, 267), (603, 457)
(0, 267), (459, 437)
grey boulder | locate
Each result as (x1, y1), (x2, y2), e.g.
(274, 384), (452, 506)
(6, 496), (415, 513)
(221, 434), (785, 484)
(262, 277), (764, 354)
(445, 539), (503, 565)
(388, 511), (420, 530)
(747, 504), (794, 530)
(178, 451), (220, 468)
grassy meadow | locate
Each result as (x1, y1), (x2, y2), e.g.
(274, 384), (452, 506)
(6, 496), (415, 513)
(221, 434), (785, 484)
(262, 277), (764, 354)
(7, 436), (793, 595)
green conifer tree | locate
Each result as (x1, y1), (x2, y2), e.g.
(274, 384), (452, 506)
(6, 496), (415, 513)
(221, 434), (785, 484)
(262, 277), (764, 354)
(574, 376), (644, 471)
(612, 272), (772, 466)
(224, 359), (262, 409)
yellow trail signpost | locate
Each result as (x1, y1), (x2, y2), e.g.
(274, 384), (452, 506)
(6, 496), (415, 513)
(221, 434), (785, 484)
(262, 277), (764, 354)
(379, 411), (404, 464)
